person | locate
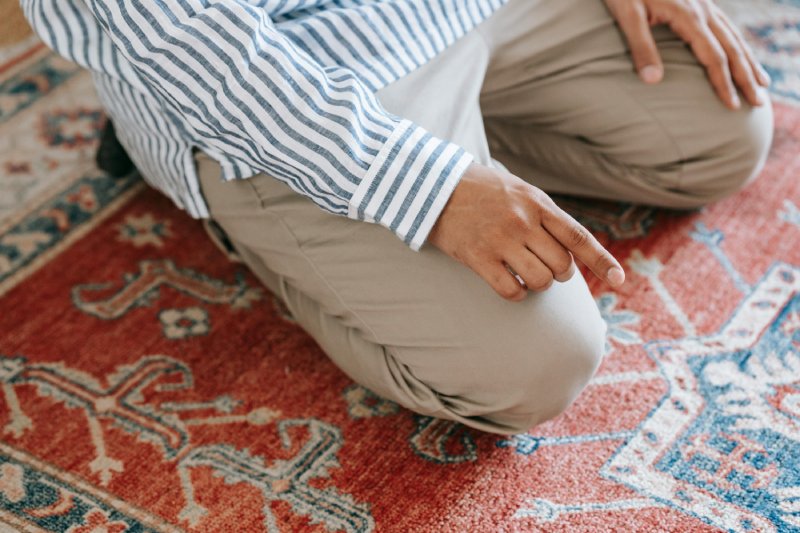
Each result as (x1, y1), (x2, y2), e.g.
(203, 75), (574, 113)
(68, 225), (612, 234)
(22, 0), (772, 434)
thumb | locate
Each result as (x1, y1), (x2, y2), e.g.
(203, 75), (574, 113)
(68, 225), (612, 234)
(617, 5), (664, 84)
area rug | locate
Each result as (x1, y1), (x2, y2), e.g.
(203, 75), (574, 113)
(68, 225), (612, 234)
(1, 2), (799, 532)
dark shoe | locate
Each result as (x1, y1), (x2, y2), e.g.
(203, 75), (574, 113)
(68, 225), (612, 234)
(96, 119), (135, 177)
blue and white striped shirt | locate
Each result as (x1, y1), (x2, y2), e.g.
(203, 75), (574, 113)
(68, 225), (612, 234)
(21, 0), (508, 249)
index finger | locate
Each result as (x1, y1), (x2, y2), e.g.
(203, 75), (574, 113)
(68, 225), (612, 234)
(541, 207), (625, 287)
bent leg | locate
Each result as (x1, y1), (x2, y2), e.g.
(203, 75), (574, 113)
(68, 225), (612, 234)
(477, 0), (774, 208)
(198, 154), (606, 434)
(196, 31), (607, 435)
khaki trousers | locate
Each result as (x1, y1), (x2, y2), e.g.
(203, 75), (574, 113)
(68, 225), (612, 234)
(196, 0), (773, 434)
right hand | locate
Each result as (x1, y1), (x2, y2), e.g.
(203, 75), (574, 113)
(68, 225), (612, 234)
(427, 162), (625, 301)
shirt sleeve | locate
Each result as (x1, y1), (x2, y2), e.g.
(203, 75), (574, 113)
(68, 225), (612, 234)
(78, 0), (473, 250)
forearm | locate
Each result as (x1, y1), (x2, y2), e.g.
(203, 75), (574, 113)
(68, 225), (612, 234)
(82, 0), (471, 248)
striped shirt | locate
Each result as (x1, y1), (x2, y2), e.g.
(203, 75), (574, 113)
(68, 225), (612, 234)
(21, 0), (508, 250)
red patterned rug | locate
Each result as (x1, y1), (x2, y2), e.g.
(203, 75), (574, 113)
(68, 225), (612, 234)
(2, 9), (800, 532)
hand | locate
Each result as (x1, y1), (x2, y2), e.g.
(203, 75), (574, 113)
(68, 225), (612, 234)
(427, 163), (625, 302)
(604, 0), (770, 110)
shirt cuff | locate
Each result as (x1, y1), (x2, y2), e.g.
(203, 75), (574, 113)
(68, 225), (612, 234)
(348, 118), (474, 251)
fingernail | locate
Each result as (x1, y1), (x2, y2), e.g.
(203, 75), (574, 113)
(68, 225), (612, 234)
(607, 267), (625, 287)
(731, 93), (741, 109)
(640, 65), (662, 84)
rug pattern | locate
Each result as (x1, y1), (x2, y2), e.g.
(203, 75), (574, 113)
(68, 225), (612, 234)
(0, 1), (799, 532)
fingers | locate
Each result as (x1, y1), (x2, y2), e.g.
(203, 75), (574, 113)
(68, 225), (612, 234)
(719, 15), (770, 88)
(708, 14), (762, 106)
(672, 13), (739, 109)
(526, 229), (575, 282)
(506, 249), (554, 293)
(541, 207), (625, 287)
(474, 260), (527, 302)
(609, 0), (768, 109)
(668, 6), (770, 110)
(496, 232), (577, 298)
(614, 2), (664, 83)
(484, 229), (577, 300)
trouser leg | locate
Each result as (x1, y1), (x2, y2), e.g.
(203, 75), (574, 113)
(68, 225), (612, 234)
(196, 30), (607, 435)
(476, 0), (773, 208)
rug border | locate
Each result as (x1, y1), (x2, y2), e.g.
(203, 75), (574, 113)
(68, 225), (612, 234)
(0, 442), (185, 533)
(0, 181), (144, 299)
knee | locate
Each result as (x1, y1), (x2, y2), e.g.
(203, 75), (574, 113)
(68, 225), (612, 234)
(500, 314), (606, 433)
(440, 299), (607, 435)
(671, 98), (774, 209)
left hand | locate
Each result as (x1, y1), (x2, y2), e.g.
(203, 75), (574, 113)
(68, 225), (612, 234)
(603, 0), (770, 110)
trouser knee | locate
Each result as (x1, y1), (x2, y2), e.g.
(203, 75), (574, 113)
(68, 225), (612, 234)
(661, 98), (774, 209)
(433, 303), (608, 435)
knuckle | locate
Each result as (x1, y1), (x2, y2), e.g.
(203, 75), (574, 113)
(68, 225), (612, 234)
(557, 269), (576, 283)
(528, 188), (553, 210)
(705, 49), (725, 68)
(498, 284), (523, 301)
(510, 215), (529, 233)
(528, 274), (554, 292)
(554, 257), (574, 278)
(487, 230), (510, 250)
(684, 9), (704, 26)
(492, 273), (521, 300)
(620, 2), (643, 21)
(567, 224), (590, 248)
(505, 208), (530, 233)
(594, 256), (614, 276)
